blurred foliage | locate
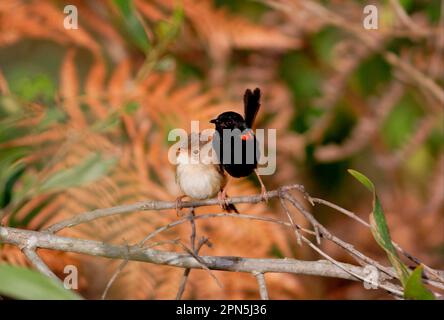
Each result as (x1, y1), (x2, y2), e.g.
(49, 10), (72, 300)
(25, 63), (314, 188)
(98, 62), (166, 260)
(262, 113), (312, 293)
(0, 0), (443, 299)
(0, 264), (82, 300)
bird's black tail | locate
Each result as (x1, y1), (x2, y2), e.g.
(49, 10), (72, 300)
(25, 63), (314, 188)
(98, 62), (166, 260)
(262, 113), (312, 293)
(244, 88), (261, 128)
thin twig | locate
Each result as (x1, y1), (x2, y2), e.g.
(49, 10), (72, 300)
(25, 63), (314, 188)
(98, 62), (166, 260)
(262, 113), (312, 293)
(297, 231), (404, 297)
(313, 196), (444, 285)
(44, 184), (307, 234)
(311, 197), (370, 227)
(278, 193), (403, 296)
(101, 238), (180, 300)
(139, 212), (316, 248)
(253, 272), (269, 300)
(189, 208), (196, 252)
(278, 190), (303, 245)
(177, 240), (222, 289)
(101, 243), (130, 300)
(176, 237), (210, 300)
(282, 192), (397, 279)
(22, 248), (60, 282)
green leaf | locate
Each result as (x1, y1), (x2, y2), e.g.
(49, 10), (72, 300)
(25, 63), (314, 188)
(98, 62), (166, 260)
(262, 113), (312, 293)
(113, 0), (150, 52)
(9, 73), (56, 103)
(349, 169), (410, 286)
(404, 265), (435, 300)
(381, 94), (423, 150)
(0, 147), (29, 206)
(369, 198), (410, 286)
(347, 169), (375, 192)
(0, 264), (82, 300)
(155, 5), (184, 41)
(38, 153), (117, 193)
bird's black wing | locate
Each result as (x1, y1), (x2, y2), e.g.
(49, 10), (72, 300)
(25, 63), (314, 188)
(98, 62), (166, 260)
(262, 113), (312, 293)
(243, 88), (261, 128)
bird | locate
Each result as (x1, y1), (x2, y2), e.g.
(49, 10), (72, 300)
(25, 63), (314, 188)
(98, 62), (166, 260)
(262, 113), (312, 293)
(175, 132), (238, 215)
(210, 88), (268, 201)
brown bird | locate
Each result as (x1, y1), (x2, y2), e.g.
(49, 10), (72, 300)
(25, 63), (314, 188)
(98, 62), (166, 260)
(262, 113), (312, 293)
(175, 133), (238, 215)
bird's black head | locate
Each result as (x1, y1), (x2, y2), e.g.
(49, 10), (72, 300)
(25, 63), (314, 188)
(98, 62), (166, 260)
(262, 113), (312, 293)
(210, 111), (246, 131)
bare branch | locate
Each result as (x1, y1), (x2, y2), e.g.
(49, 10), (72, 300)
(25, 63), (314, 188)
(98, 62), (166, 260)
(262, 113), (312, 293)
(0, 226), (402, 287)
(22, 248), (60, 282)
(44, 184), (308, 234)
(1, 182), (442, 298)
(176, 240), (222, 289)
(253, 272), (269, 300)
(176, 237), (210, 300)
(278, 193), (303, 245)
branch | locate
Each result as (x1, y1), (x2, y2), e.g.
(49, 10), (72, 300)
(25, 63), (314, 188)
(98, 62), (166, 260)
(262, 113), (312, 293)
(22, 248), (60, 282)
(176, 236), (210, 300)
(0, 225), (397, 287)
(44, 184), (308, 234)
(2, 183), (443, 298)
(253, 272), (269, 300)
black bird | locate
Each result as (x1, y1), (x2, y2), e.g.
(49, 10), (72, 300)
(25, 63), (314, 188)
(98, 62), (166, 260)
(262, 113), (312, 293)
(210, 88), (268, 200)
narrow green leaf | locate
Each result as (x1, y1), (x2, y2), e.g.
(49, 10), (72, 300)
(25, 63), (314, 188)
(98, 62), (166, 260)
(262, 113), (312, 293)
(369, 206), (410, 286)
(92, 112), (121, 132)
(349, 169), (410, 286)
(0, 264), (82, 300)
(38, 153), (117, 193)
(404, 265), (435, 300)
(348, 169), (375, 192)
(113, 0), (150, 52)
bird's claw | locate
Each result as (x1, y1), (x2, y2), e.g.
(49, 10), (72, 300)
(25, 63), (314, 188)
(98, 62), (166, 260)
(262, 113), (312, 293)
(175, 195), (186, 217)
(218, 190), (231, 212)
(260, 186), (268, 203)
(222, 202), (232, 212)
(217, 190), (233, 212)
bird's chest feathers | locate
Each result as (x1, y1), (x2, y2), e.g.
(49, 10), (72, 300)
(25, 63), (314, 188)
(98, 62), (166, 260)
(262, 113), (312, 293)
(177, 164), (224, 199)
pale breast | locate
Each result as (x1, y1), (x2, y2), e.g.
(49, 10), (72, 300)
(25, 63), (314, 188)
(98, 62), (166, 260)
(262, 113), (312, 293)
(176, 163), (226, 200)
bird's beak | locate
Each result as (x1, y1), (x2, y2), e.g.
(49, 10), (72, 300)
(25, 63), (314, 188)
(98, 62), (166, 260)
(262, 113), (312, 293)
(209, 119), (217, 124)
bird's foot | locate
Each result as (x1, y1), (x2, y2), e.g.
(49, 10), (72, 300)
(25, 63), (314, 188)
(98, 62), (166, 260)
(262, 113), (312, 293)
(254, 169), (268, 204)
(260, 185), (269, 203)
(175, 195), (186, 216)
(218, 190), (239, 213)
(217, 190), (230, 211)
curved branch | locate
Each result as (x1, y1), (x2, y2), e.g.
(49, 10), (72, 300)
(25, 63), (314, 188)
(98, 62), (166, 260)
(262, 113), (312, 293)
(0, 225), (396, 287)
(44, 184), (308, 234)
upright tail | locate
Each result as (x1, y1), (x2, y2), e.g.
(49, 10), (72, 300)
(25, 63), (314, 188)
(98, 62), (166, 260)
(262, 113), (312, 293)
(243, 88), (261, 128)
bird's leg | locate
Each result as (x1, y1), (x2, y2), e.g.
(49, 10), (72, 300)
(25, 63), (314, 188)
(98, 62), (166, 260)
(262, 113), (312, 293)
(175, 195), (187, 216)
(218, 175), (231, 211)
(254, 169), (268, 203)
(217, 188), (230, 211)
(217, 189), (239, 213)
